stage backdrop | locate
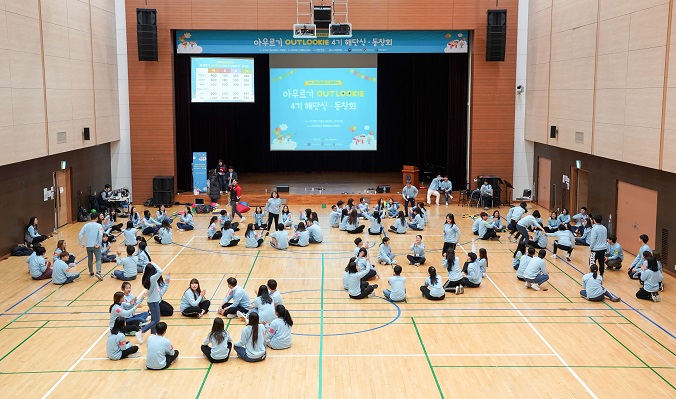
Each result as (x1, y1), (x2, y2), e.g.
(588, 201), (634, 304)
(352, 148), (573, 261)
(174, 53), (468, 191)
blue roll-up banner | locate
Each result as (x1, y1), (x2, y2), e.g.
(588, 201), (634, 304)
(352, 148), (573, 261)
(176, 30), (469, 54)
(192, 152), (208, 193)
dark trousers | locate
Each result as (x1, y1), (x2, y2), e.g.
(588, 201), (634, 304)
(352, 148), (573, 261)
(33, 268), (53, 280)
(160, 300), (173, 317)
(210, 231), (222, 240)
(231, 201), (243, 219)
(527, 240), (545, 249)
(553, 241), (573, 256)
(442, 242), (457, 255)
(508, 220), (518, 234)
(177, 223), (194, 230)
(590, 249), (606, 275)
(142, 227), (154, 235)
(349, 281), (374, 299)
(443, 279), (462, 291)
(221, 303), (248, 316)
(159, 350), (179, 369)
(266, 213), (280, 231)
(218, 175), (227, 191)
(30, 235), (48, 246)
(420, 286), (445, 300)
(481, 230), (497, 240)
(459, 277), (480, 288)
(403, 198), (415, 216)
(515, 225), (529, 242)
(222, 239), (240, 247)
(181, 300), (211, 317)
(636, 288), (657, 301)
(407, 255), (426, 265)
(201, 342), (231, 363)
(360, 269), (377, 281)
(347, 225), (365, 234)
(120, 346), (139, 359)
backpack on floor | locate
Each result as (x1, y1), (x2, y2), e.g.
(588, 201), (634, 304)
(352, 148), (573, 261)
(12, 246), (34, 256)
(144, 198), (155, 207)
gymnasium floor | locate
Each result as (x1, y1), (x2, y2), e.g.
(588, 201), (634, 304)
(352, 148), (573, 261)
(1, 202), (675, 398)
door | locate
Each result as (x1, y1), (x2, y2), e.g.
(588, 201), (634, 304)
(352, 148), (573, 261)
(570, 168), (589, 212)
(55, 169), (72, 228)
(616, 181), (657, 256)
(537, 157), (551, 210)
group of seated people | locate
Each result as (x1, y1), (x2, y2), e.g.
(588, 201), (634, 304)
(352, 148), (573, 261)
(327, 197), (429, 235)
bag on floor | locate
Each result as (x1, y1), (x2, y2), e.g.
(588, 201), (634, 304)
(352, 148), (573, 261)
(236, 203), (250, 213)
(12, 246), (34, 256)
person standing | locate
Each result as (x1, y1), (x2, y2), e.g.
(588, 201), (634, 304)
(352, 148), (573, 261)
(588, 214), (608, 275)
(401, 182), (418, 217)
(480, 180), (492, 210)
(78, 213), (104, 281)
(230, 179), (245, 222)
(216, 159), (227, 193)
(100, 184), (113, 213)
(427, 175), (442, 206)
(226, 165), (238, 188)
(265, 191), (282, 232)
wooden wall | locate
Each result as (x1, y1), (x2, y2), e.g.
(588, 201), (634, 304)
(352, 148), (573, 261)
(125, 0), (518, 200)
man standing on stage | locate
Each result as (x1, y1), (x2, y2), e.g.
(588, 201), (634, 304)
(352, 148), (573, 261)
(216, 159), (227, 193)
(230, 179), (245, 222)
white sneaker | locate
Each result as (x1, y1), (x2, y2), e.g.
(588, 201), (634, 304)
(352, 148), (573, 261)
(392, 260), (398, 265)
(136, 331), (144, 344)
(226, 313), (237, 318)
(525, 281), (532, 288)
(458, 285), (464, 294)
(482, 272), (487, 277)
(551, 254), (557, 259)
(454, 286), (460, 294)
(69, 262), (76, 267)
(651, 293), (661, 302)
(531, 284), (541, 291)
(236, 310), (245, 319)
(367, 292), (375, 298)
(240, 217), (246, 222)
(178, 229), (185, 232)
(128, 352), (142, 358)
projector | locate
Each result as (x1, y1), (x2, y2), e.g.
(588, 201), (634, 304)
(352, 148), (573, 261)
(329, 23), (352, 38)
(293, 24), (317, 39)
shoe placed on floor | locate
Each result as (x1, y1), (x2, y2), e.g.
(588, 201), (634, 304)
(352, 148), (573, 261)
(392, 260), (398, 265)
(367, 292), (375, 298)
(531, 283), (541, 291)
(125, 331), (136, 336)
(236, 310), (245, 319)
(659, 282), (664, 292)
(610, 296), (621, 302)
(240, 217), (246, 222)
(110, 274), (117, 279)
(445, 203), (449, 206)
(551, 254), (557, 259)
(525, 281), (532, 288)
(178, 229), (185, 232)
(136, 331), (144, 344)
(371, 284), (379, 289)
(540, 286), (548, 291)
(90, 273), (95, 278)
(566, 256), (572, 261)
(226, 313), (237, 318)
(128, 352), (142, 358)
(95, 273), (103, 281)
(414, 262), (420, 266)
(651, 293), (661, 302)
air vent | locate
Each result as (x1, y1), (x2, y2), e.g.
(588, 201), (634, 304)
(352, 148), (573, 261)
(575, 131), (584, 143)
(57, 131), (67, 144)
(661, 228), (669, 271)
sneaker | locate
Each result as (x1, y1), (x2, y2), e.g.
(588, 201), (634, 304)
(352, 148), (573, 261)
(458, 285), (464, 294)
(371, 284), (379, 289)
(240, 217), (246, 222)
(110, 274), (117, 279)
(68, 262), (76, 268)
(454, 286), (460, 294)
(651, 293), (661, 303)
(659, 282), (664, 292)
(128, 352), (142, 358)
(414, 262), (420, 266)
(89, 273), (95, 278)
(95, 273), (103, 281)
(136, 331), (144, 344)
(178, 229), (185, 232)
(226, 313), (237, 318)
(236, 310), (246, 319)
(610, 296), (621, 302)
(531, 283), (541, 291)
(392, 260), (398, 265)
(525, 281), (532, 288)
(551, 254), (557, 259)
(540, 286), (549, 291)
(125, 331), (136, 336)
(566, 256), (572, 262)
(367, 292), (375, 298)
(445, 202), (449, 206)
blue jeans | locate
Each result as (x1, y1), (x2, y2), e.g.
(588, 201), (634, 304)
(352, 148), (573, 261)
(383, 289), (405, 302)
(142, 301), (160, 333)
(86, 247), (102, 274)
(526, 274), (549, 285)
(233, 345), (265, 362)
(177, 223), (194, 230)
(126, 311), (149, 325)
(113, 270), (136, 281)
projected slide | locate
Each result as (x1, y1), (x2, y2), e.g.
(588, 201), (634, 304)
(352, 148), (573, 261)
(191, 58), (254, 103)
(270, 68), (377, 151)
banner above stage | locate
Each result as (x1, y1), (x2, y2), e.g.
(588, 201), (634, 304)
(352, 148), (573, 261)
(176, 30), (469, 54)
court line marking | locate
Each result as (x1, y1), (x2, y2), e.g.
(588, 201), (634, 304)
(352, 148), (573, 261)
(80, 353), (559, 361)
(318, 253), (325, 399)
(456, 242), (598, 398)
(412, 318), (444, 398)
(40, 236), (195, 399)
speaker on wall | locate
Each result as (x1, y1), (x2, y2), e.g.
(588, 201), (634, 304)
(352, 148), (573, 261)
(486, 9), (507, 62)
(83, 127), (90, 141)
(137, 8), (158, 62)
(550, 126), (558, 139)
(276, 185), (290, 193)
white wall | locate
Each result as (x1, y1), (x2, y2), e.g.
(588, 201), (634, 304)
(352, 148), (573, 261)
(111, 0), (132, 194)
(513, 0), (534, 198)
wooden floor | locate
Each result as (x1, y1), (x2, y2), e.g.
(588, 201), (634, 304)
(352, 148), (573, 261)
(1, 200), (675, 398)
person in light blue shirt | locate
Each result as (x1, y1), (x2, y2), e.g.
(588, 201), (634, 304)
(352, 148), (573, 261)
(386, 197), (399, 217)
(180, 278), (211, 317)
(605, 235), (624, 270)
(443, 213), (461, 254)
(439, 176), (453, 205)
(548, 225), (575, 260)
(477, 212), (499, 240)
(306, 219), (323, 243)
(253, 207), (267, 230)
(155, 205), (173, 225)
(407, 208), (424, 231)
(528, 228), (548, 249)
(153, 220), (173, 245)
(218, 277), (251, 318)
(629, 234), (651, 279)
(136, 263), (164, 343)
(289, 222), (310, 247)
(265, 305), (293, 349)
(490, 210), (505, 232)
(516, 247), (535, 281)
(512, 242), (526, 270)
(460, 252), (482, 288)
(365, 211), (384, 235)
(78, 213), (104, 280)
(427, 175), (442, 206)
(146, 322), (178, 369)
(219, 221), (240, 247)
(238, 286), (275, 325)
(52, 251), (80, 284)
(570, 207), (588, 235)
(129, 206), (141, 228)
(233, 313), (267, 362)
(506, 202), (527, 235)
(442, 250), (463, 293)
(265, 191), (283, 232)
(27, 246), (52, 280)
(267, 279), (284, 307)
(588, 214), (609, 275)
(580, 265), (620, 302)
(472, 217), (482, 236)
(107, 317), (140, 360)
(557, 208), (571, 228)
(401, 182), (419, 217)
(280, 206), (293, 228)
(514, 210), (543, 244)
(176, 206), (194, 231)
(407, 235), (426, 265)
(544, 211), (561, 233)
(244, 223), (265, 248)
(140, 210), (161, 235)
(270, 224), (289, 249)
(574, 219), (592, 246)
(25, 216), (49, 247)
(388, 211), (407, 234)
(136, 240), (151, 273)
(328, 205), (342, 228)
(479, 180), (493, 209)
(420, 266), (445, 300)
(357, 248), (378, 281)
(338, 208), (349, 231)
(524, 249), (549, 291)
(636, 257), (663, 302)
(476, 248), (489, 276)
(201, 317), (232, 363)
(346, 260), (378, 299)
(123, 221), (138, 246)
(112, 245), (138, 280)
(383, 265), (406, 302)
(377, 237), (397, 265)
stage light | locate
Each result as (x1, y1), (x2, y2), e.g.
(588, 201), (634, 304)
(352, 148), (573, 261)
(293, 24), (317, 38)
(329, 23), (352, 38)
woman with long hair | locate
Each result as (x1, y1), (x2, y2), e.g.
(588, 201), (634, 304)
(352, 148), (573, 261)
(233, 312), (267, 362)
(201, 317), (232, 363)
(180, 278), (211, 317)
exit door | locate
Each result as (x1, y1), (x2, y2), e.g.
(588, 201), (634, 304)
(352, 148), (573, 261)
(55, 169), (72, 228)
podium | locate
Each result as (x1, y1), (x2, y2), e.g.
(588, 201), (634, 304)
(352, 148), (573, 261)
(401, 165), (420, 188)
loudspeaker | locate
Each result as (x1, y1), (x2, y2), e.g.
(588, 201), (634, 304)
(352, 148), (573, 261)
(153, 176), (174, 192)
(83, 127), (90, 141)
(550, 126), (558, 139)
(276, 185), (290, 193)
(137, 9), (158, 62)
(376, 185), (391, 193)
(314, 5), (331, 29)
(486, 9), (507, 62)
(153, 191), (173, 206)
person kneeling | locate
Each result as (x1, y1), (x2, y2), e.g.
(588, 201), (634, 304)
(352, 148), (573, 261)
(524, 249), (549, 291)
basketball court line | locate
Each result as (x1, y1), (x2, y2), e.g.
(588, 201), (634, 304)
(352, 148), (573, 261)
(80, 353), (560, 361)
(40, 236), (196, 399)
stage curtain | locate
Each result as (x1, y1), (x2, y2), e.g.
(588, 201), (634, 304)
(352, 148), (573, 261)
(174, 53), (469, 191)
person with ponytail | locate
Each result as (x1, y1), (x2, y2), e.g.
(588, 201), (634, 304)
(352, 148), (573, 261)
(201, 317), (232, 363)
(265, 305), (293, 350)
(442, 213), (461, 254)
(580, 264), (620, 302)
(106, 317), (140, 360)
(420, 266), (445, 300)
(177, 206), (194, 231)
(442, 250), (463, 294)
(233, 312), (267, 362)
(109, 291), (145, 335)
(136, 262), (163, 344)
